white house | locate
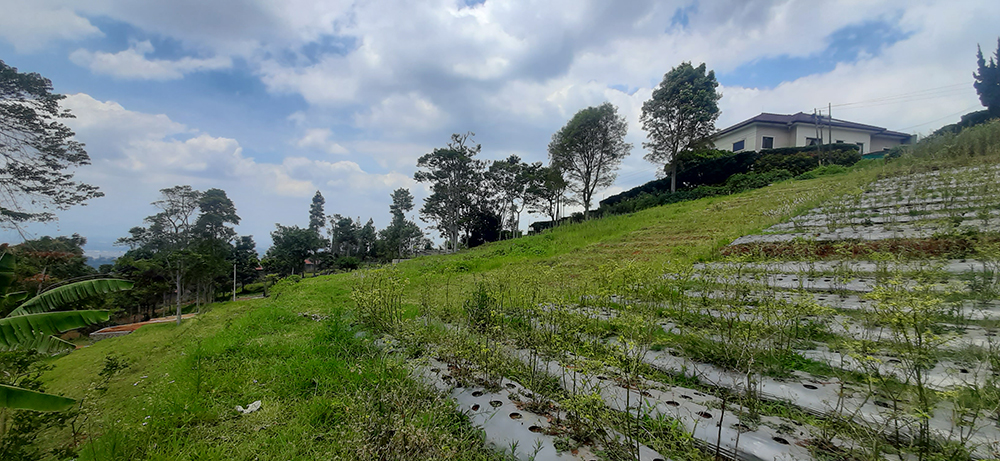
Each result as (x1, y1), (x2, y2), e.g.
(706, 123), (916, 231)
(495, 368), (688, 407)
(711, 112), (912, 155)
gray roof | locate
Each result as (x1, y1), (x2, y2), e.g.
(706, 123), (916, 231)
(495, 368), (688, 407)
(714, 112), (912, 139)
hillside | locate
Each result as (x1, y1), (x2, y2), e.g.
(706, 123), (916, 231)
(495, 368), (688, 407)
(37, 120), (1000, 460)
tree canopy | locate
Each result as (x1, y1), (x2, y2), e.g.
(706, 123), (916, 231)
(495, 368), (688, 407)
(974, 38), (1000, 117)
(414, 132), (483, 251)
(548, 102), (631, 216)
(0, 60), (102, 227)
(641, 62), (721, 192)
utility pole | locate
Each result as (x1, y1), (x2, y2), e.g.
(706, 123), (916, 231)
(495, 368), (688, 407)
(828, 102), (833, 148)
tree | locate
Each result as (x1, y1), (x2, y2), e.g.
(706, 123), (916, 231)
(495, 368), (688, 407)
(974, 38), (1000, 118)
(0, 60), (102, 227)
(308, 190), (326, 234)
(147, 186), (201, 324)
(486, 156), (541, 237)
(548, 102), (632, 216)
(192, 189), (239, 304)
(357, 218), (377, 259)
(265, 225), (316, 276)
(415, 133), (483, 252)
(526, 166), (570, 224)
(231, 236), (259, 292)
(641, 62), (721, 192)
(380, 188), (423, 259)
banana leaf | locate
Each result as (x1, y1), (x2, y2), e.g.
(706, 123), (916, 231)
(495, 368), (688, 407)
(0, 384), (75, 411)
(0, 310), (110, 351)
(8, 279), (134, 317)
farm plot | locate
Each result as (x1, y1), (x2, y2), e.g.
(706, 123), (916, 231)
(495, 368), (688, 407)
(355, 164), (1000, 461)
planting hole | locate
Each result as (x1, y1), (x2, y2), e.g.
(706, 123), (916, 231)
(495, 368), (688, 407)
(734, 423), (751, 432)
(875, 401), (891, 408)
(471, 404), (480, 411)
(490, 400), (502, 408)
(597, 375), (607, 380)
(641, 391), (652, 397)
(960, 368), (969, 374)
(505, 383), (516, 389)
(509, 412), (522, 420)
(697, 411), (712, 419)
(430, 368), (441, 373)
(803, 384), (818, 390)
(694, 392), (705, 396)
(528, 425), (543, 433)
(471, 391), (483, 397)
(666, 400), (680, 407)
(773, 437), (790, 445)
(888, 359), (901, 364)
(680, 394), (693, 400)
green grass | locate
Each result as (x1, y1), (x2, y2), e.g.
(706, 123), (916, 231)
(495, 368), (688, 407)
(36, 128), (1000, 460)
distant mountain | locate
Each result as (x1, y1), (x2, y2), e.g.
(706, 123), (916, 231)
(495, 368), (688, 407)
(86, 256), (117, 269)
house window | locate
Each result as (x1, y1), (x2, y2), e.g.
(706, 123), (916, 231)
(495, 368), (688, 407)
(733, 140), (745, 151)
(761, 136), (774, 149)
(856, 142), (864, 153)
(836, 139), (844, 144)
(806, 137), (822, 146)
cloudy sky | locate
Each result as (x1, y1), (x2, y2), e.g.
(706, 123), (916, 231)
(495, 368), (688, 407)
(0, 0), (994, 257)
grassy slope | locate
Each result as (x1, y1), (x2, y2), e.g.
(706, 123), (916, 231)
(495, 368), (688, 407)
(40, 164), (887, 459)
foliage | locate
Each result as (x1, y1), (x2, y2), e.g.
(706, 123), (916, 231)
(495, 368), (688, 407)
(485, 155), (541, 235)
(9, 278), (133, 316)
(351, 265), (407, 333)
(379, 188), (424, 259)
(974, 38), (1000, 117)
(548, 102), (632, 215)
(0, 350), (76, 460)
(0, 59), (102, 227)
(640, 62), (721, 192)
(526, 166), (571, 223)
(308, 190), (325, 234)
(265, 224), (318, 275)
(415, 132), (484, 251)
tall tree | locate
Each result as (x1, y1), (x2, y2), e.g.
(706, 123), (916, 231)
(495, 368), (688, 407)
(486, 156), (541, 237)
(381, 188), (423, 259)
(328, 214), (359, 257)
(231, 236), (259, 292)
(146, 186), (201, 324)
(308, 191), (326, 234)
(526, 166), (570, 224)
(265, 225), (315, 276)
(974, 38), (1000, 118)
(641, 62), (721, 193)
(0, 60), (102, 227)
(414, 132), (483, 252)
(192, 189), (240, 304)
(357, 218), (376, 259)
(548, 102), (631, 216)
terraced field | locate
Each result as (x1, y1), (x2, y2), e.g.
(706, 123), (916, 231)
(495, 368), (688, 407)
(383, 161), (1000, 461)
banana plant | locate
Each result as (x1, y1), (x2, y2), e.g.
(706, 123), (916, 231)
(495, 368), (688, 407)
(0, 252), (133, 412)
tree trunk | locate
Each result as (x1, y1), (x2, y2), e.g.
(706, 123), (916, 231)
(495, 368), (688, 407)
(175, 262), (183, 325)
(670, 161), (678, 193)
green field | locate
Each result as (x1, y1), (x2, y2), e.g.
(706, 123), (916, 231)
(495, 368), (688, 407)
(36, 120), (1000, 460)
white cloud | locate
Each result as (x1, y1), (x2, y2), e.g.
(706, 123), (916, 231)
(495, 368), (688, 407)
(0, 2), (101, 52)
(353, 92), (447, 135)
(69, 41), (231, 80)
(295, 128), (349, 154)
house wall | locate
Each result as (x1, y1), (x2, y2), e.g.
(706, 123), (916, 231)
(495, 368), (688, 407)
(870, 134), (908, 153)
(714, 120), (910, 154)
(755, 125), (793, 149)
(713, 125), (756, 152)
(793, 125), (872, 152)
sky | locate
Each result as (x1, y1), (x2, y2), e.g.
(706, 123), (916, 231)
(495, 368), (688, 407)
(0, 0), (995, 258)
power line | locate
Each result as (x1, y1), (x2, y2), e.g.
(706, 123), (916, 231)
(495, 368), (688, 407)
(893, 105), (983, 132)
(830, 82), (973, 109)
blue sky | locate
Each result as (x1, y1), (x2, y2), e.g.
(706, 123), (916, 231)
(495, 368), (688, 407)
(0, 0), (993, 257)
